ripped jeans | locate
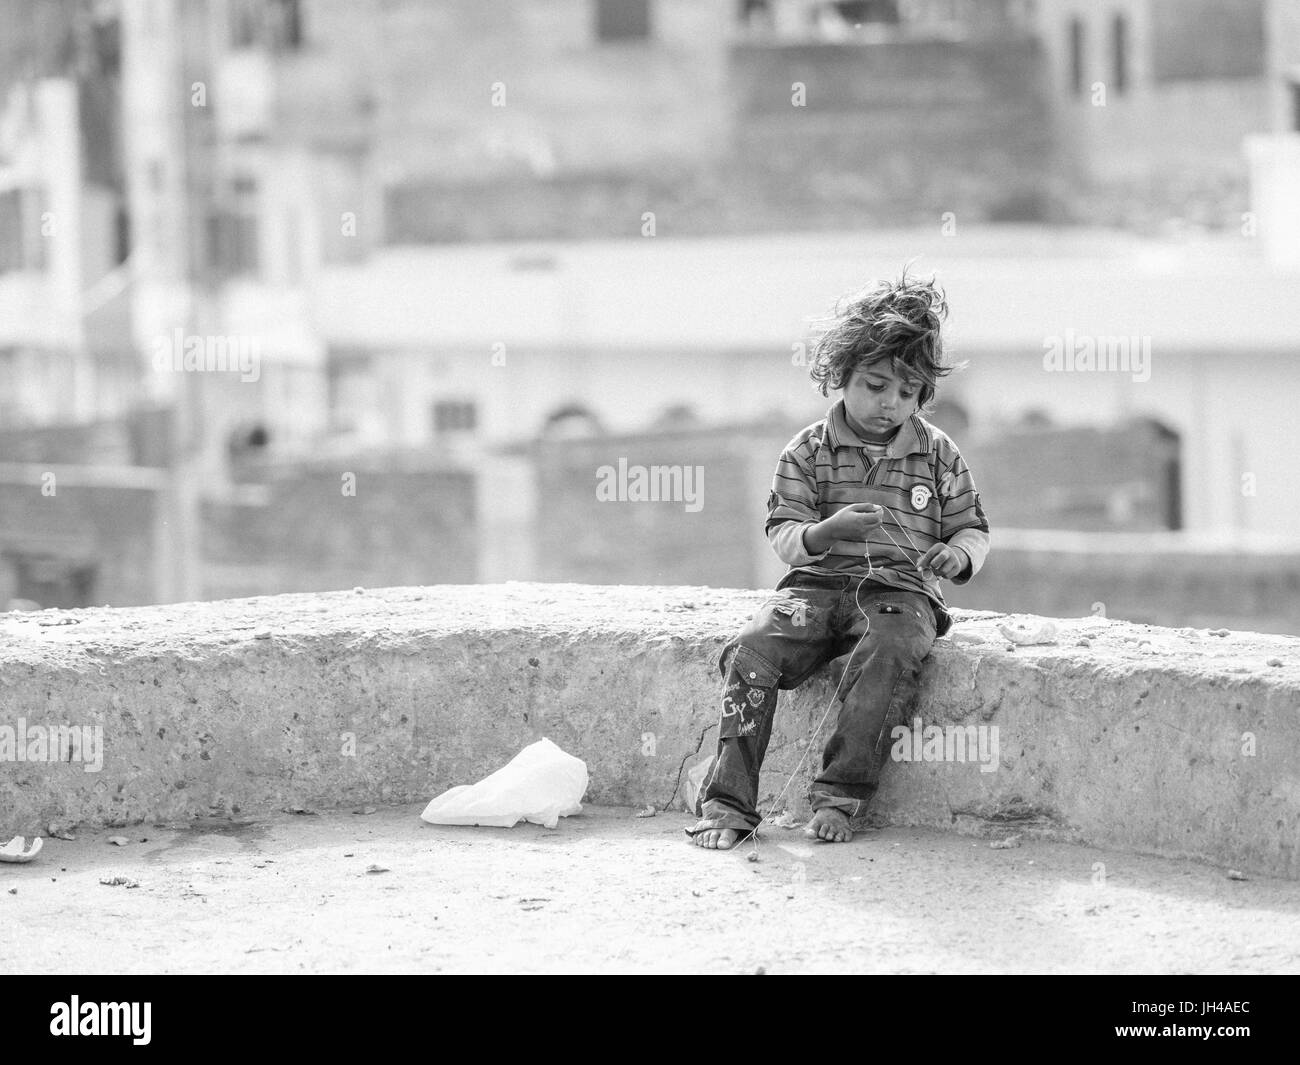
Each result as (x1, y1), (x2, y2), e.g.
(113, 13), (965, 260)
(693, 572), (940, 835)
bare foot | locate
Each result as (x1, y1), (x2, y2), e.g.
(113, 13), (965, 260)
(688, 825), (742, 849)
(802, 808), (852, 843)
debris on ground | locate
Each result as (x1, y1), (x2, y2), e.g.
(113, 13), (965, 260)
(1266, 658), (1283, 667)
(766, 811), (801, 829)
(286, 806), (318, 816)
(107, 836), (129, 846)
(352, 806), (378, 815)
(989, 834), (1022, 850)
(997, 619), (1058, 646)
(99, 875), (139, 888)
(420, 737), (588, 829)
(364, 864), (389, 875)
(633, 804), (656, 818)
(1227, 869), (1249, 881)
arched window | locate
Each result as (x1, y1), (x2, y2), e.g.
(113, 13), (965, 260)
(539, 403), (606, 440)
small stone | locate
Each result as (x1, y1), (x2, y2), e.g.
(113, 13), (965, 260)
(365, 864), (390, 875)
(253, 630), (271, 640)
(1209, 628), (1230, 637)
(7, 888), (14, 894)
(1267, 658), (1283, 667)
(1004, 643), (1016, 652)
(633, 804), (656, 818)
(107, 836), (128, 847)
(1226, 869), (1249, 881)
(353, 587), (366, 594)
(1075, 638), (1091, 647)
(989, 834), (1021, 850)
(747, 851), (760, 863)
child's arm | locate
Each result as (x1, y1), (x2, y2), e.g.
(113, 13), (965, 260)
(763, 432), (834, 566)
(922, 440), (990, 584)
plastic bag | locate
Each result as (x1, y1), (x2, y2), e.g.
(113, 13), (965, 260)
(420, 738), (588, 829)
(681, 753), (715, 816)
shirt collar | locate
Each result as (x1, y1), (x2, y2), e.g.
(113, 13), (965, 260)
(826, 399), (928, 458)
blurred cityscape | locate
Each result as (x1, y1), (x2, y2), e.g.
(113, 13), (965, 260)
(1, 0), (1299, 633)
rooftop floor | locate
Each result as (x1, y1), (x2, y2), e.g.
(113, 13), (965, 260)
(4, 803), (1297, 975)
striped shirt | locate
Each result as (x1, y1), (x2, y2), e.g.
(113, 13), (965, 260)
(766, 400), (991, 615)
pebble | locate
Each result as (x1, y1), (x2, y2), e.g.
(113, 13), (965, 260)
(1075, 638), (1091, 647)
(1209, 628), (1230, 637)
(253, 630), (271, 640)
(353, 587), (366, 594)
(107, 836), (128, 847)
(1267, 658), (1283, 667)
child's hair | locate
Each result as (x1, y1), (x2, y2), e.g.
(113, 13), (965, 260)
(806, 269), (964, 414)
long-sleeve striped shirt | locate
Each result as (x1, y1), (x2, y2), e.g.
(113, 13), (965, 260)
(766, 400), (990, 619)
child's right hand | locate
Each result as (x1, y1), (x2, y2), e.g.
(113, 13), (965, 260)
(822, 502), (884, 542)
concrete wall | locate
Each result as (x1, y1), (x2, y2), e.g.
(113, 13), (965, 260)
(0, 476), (160, 608)
(202, 465), (478, 600)
(944, 532), (1300, 637)
(729, 37), (1056, 224)
(1, 584), (1296, 879)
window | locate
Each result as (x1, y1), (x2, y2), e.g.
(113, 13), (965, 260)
(1111, 13), (1128, 95)
(1068, 17), (1085, 97)
(229, 0), (303, 49)
(596, 0), (651, 42)
(206, 177), (260, 278)
(0, 189), (48, 274)
(432, 400), (478, 434)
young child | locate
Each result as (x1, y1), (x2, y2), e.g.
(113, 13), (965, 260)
(686, 272), (990, 849)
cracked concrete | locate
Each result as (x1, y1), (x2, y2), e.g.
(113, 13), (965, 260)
(1, 583), (1298, 877)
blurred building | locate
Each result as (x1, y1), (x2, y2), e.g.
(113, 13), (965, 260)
(1032, 0), (1271, 228)
(1, 0), (1297, 615)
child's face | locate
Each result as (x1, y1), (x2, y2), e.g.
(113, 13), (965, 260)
(842, 359), (921, 440)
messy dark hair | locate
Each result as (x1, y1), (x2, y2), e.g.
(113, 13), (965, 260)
(806, 270), (964, 414)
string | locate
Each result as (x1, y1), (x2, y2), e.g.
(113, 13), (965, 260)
(742, 503), (932, 857)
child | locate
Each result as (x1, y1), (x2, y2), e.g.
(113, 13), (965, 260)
(686, 272), (990, 849)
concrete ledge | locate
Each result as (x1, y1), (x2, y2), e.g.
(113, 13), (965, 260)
(1, 583), (1298, 878)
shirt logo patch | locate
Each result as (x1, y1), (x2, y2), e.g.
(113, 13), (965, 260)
(910, 484), (932, 510)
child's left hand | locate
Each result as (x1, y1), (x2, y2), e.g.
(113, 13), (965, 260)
(916, 543), (967, 580)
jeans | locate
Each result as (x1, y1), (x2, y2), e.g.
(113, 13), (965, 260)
(693, 572), (938, 834)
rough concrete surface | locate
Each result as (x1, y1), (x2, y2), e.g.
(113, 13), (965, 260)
(1, 804), (1297, 975)
(1, 583), (1298, 878)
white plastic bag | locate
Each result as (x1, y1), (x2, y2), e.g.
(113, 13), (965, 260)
(420, 738), (588, 829)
